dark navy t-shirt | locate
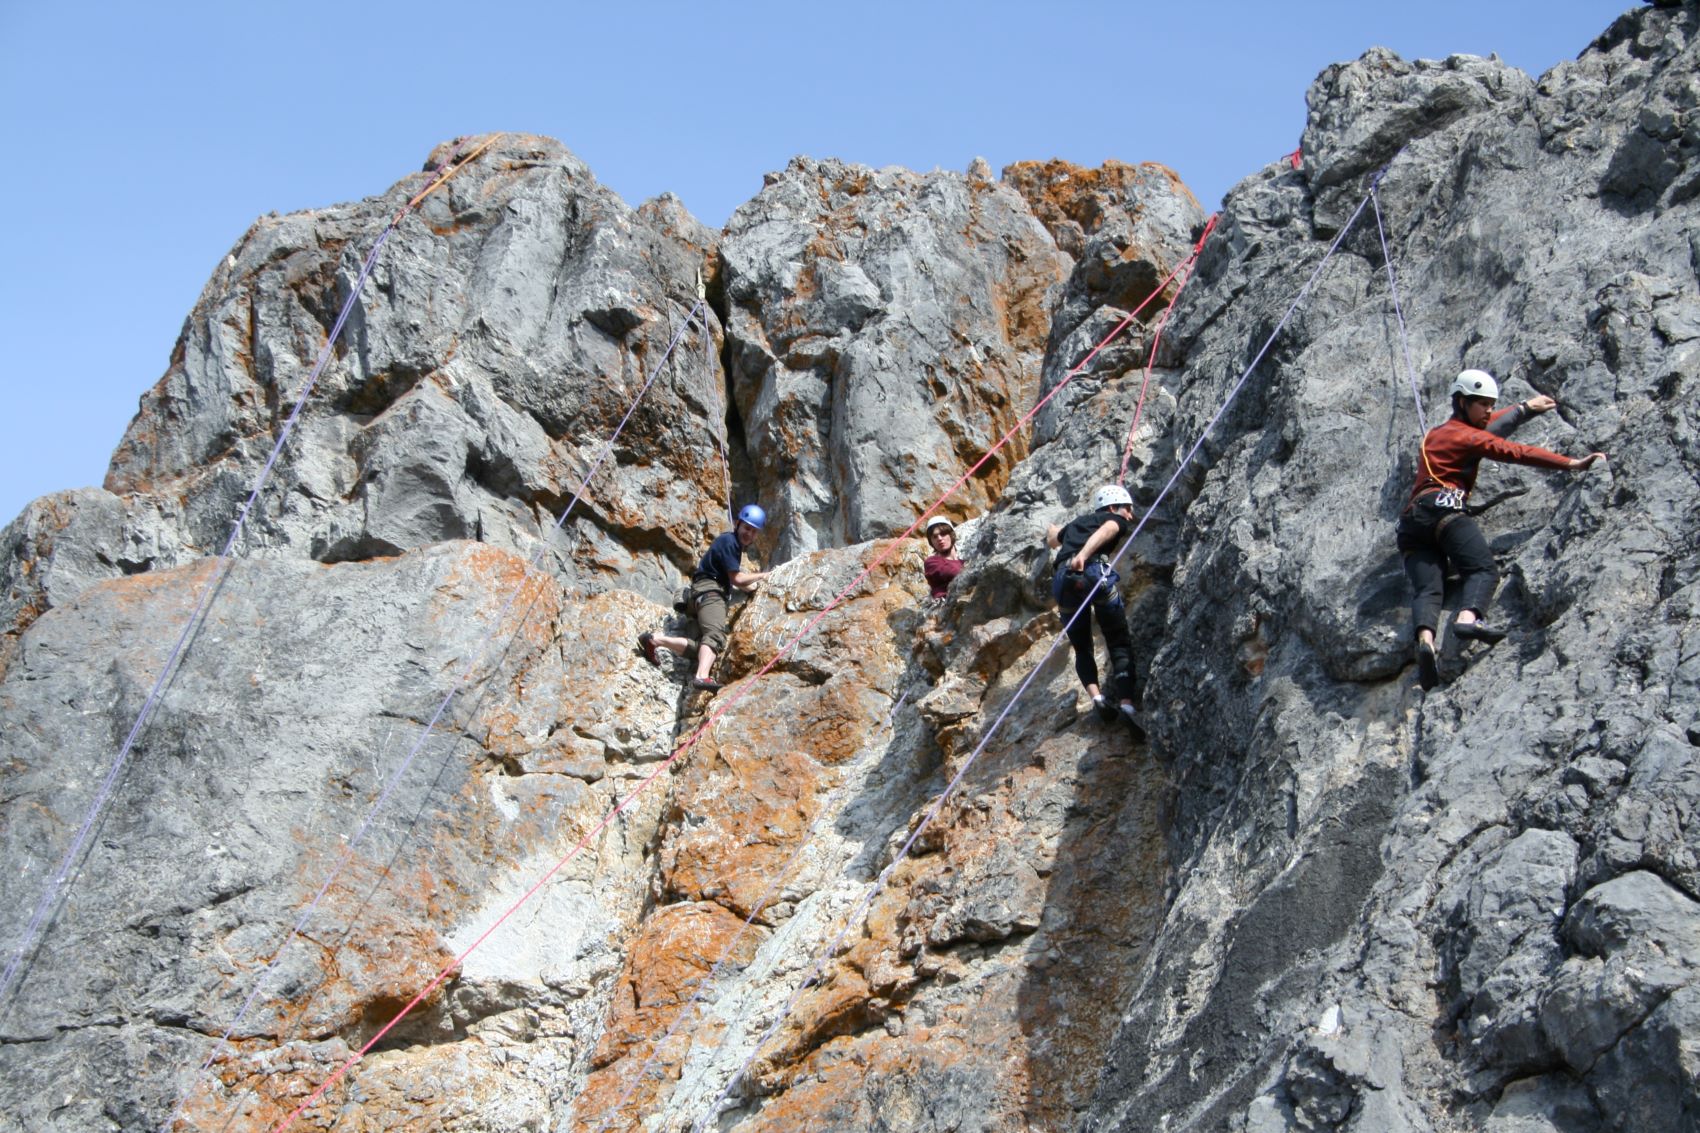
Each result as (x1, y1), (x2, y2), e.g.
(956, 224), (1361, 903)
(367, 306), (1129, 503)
(1053, 509), (1131, 571)
(693, 531), (744, 591)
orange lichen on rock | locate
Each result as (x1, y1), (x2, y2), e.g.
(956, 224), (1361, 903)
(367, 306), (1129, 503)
(711, 713), (1169, 1131)
(659, 740), (825, 918)
(575, 901), (764, 1128)
(1003, 158), (1201, 254)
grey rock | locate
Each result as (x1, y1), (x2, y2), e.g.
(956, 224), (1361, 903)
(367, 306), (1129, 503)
(0, 488), (185, 676)
(1541, 870), (1700, 1074)
(1484, 1075), (1601, 1132)
(95, 134), (733, 610)
(1587, 983), (1700, 1132)
(3, 4), (1700, 1132)
(1086, 4), (1700, 1130)
(1448, 828), (1578, 1069)
(719, 155), (1073, 561)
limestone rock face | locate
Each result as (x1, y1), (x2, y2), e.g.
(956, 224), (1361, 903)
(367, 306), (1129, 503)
(82, 135), (729, 620)
(0, 541), (678, 1131)
(4, 5), (1700, 1133)
(719, 156), (1071, 560)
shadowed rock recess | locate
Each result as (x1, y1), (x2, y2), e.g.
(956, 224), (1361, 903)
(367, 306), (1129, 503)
(2, 6), (1698, 1132)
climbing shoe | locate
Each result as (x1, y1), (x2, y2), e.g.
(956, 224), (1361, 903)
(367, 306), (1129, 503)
(1119, 703), (1147, 742)
(1453, 621), (1507, 644)
(1416, 639), (1439, 691)
(690, 677), (724, 693)
(638, 631), (662, 667)
(1092, 694), (1118, 724)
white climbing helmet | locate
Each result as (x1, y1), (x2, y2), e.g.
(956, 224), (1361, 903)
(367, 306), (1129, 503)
(1093, 484), (1134, 510)
(1450, 369), (1500, 401)
(924, 515), (955, 534)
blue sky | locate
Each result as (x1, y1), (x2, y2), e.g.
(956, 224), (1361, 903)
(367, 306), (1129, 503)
(0, 0), (1635, 528)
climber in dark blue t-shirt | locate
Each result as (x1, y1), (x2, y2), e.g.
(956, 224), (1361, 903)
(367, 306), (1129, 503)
(639, 505), (772, 693)
(1045, 484), (1143, 739)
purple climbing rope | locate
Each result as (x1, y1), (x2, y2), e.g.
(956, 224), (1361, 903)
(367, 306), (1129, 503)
(0, 224), (403, 1011)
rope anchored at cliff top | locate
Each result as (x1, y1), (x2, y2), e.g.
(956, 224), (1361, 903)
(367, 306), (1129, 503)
(270, 215), (1212, 1133)
(1369, 161), (1428, 436)
(0, 134), (502, 1016)
(1118, 212), (1218, 484)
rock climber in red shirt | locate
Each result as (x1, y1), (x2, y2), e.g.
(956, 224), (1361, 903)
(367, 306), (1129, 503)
(1398, 369), (1606, 690)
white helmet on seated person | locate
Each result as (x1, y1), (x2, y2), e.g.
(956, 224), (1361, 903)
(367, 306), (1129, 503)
(1450, 369), (1499, 400)
(924, 515), (955, 534)
(1093, 484), (1134, 510)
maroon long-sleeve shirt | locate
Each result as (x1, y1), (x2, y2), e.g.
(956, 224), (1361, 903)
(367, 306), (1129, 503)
(1407, 407), (1572, 509)
(924, 554), (963, 599)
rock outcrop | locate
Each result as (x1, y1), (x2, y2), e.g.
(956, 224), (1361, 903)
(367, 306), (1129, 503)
(719, 156), (1074, 560)
(3, 5), (1700, 1133)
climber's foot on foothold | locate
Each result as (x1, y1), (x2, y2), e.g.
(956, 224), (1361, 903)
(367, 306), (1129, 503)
(1453, 620), (1507, 645)
(1120, 703), (1146, 742)
(1416, 639), (1439, 691)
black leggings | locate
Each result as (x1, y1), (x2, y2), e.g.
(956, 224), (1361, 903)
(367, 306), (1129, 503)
(1397, 500), (1497, 639)
(1053, 565), (1136, 702)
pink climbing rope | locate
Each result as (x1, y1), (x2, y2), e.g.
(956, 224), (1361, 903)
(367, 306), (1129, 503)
(1118, 213), (1219, 484)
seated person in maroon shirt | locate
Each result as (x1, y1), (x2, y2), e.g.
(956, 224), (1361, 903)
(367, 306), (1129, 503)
(922, 515), (963, 600)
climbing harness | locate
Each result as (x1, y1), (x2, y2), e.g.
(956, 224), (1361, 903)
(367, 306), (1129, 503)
(687, 179), (1382, 1132)
(1118, 213), (1219, 484)
(159, 297), (707, 1133)
(269, 195), (1225, 1133)
(0, 135), (503, 1015)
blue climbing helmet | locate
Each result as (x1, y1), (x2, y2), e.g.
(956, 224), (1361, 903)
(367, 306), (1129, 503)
(736, 504), (767, 530)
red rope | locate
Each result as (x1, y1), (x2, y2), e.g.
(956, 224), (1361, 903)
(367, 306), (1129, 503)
(1117, 213), (1218, 484)
(271, 219), (1200, 1133)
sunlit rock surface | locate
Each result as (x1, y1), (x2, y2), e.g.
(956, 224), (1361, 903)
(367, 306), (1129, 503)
(3, 6), (1699, 1132)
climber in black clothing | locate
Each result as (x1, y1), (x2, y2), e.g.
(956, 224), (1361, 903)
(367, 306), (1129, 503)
(1046, 484), (1144, 739)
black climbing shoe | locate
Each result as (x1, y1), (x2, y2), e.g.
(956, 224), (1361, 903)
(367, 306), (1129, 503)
(1119, 703), (1147, 742)
(690, 677), (724, 693)
(1416, 639), (1439, 691)
(1453, 621), (1507, 645)
(1093, 694), (1118, 724)
(638, 631), (662, 667)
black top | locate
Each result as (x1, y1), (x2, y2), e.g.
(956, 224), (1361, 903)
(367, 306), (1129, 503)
(693, 531), (745, 591)
(1053, 509), (1131, 571)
